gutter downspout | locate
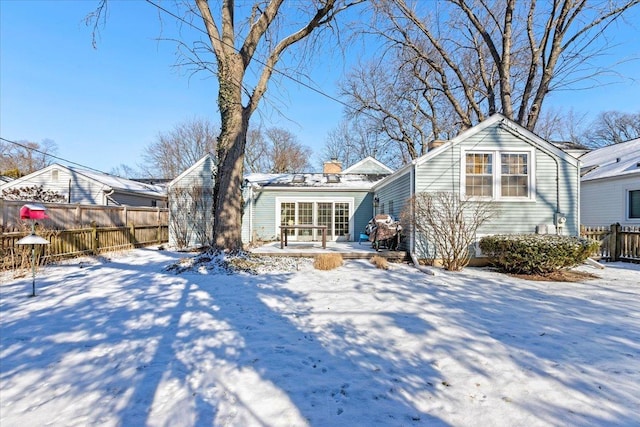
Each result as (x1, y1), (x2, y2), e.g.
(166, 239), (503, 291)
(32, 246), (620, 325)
(409, 160), (436, 276)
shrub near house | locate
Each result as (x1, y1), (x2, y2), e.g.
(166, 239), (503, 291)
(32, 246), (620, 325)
(479, 234), (600, 275)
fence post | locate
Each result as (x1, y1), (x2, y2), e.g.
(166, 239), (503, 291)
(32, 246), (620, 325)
(611, 223), (621, 262)
(91, 222), (99, 255)
(129, 223), (135, 248)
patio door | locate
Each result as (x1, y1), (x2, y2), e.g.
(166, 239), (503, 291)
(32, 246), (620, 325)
(277, 198), (353, 241)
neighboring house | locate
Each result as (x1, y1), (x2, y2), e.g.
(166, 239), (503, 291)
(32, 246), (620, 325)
(243, 157), (393, 244)
(373, 113), (581, 260)
(579, 138), (640, 227)
(167, 154), (216, 249)
(0, 163), (167, 207)
(167, 155), (393, 249)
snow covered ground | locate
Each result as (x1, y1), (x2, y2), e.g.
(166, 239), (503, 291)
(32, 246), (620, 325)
(1, 247), (639, 427)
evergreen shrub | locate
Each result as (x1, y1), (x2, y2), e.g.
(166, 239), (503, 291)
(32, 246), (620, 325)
(478, 234), (599, 275)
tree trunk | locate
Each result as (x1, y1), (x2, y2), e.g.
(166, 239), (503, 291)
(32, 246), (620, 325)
(212, 55), (249, 251)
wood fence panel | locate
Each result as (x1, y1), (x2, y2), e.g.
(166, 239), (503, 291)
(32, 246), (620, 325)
(1, 200), (167, 231)
(1, 224), (169, 270)
(581, 224), (640, 263)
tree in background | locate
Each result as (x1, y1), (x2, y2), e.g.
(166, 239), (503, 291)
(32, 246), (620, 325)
(583, 111), (640, 147)
(341, 0), (639, 161)
(0, 139), (58, 177)
(140, 117), (218, 179)
(245, 127), (312, 173)
(320, 119), (402, 170)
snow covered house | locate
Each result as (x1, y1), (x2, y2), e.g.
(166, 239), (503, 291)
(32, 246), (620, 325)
(579, 138), (640, 227)
(372, 113), (581, 262)
(0, 164), (167, 207)
(167, 155), (393, 249)
(242, 157), (393, 244)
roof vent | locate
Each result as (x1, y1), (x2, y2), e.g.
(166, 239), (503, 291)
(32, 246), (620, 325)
(292, 174), (306, 183)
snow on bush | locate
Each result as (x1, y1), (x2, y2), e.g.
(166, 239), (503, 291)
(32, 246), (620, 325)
(479, 234), (600, 275)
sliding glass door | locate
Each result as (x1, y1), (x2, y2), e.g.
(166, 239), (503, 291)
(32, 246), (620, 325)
(277, 198), (353, 241)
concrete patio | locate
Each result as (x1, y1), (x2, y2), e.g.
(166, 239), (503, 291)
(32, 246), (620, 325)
(248, 240), (409, 261)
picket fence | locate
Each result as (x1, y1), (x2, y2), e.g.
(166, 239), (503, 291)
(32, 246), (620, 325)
(580, 224), (640, 263)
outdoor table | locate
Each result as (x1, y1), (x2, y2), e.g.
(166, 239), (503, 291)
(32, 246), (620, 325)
(279, 225), (327, 249)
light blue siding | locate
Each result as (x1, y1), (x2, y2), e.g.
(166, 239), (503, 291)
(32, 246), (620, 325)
(378, 118), (580, 260)
(245, 189), (373, 242)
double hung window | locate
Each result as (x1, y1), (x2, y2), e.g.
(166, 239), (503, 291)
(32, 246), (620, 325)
(463, 149), (533, 200)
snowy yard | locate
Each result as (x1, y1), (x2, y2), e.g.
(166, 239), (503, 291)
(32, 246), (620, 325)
(1, 247), (639, 427)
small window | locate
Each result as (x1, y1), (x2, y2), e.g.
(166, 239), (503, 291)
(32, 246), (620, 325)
(326, 174), (341, 183)
(465, 153), (493, 197)
(389, 200), (395, 217)
(629, 190), (640, 219)
(52, 169), (59, 182)
(292, 174), (306, 183)
(501, 153), (529, 197)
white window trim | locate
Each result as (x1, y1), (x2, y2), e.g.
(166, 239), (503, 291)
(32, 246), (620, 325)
(461, 147), (536, 202)
(626, 188), (640, 222)
(274, 196), (355, 240)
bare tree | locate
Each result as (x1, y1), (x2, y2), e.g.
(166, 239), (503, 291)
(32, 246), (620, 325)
(402, 191), (495, 271)
(583, 110), (640, 147)
(266, 127), (312, 173)
(245, 127), (312, 173)
(139, 117), (218, 179)
(346, 0), (640, 142)
(0, 139), (58, 177)
(88, 0), (364, 250)
(244, 127), (270, 174)
(533, 108), (589, 146)
(321, 119), (402, 169)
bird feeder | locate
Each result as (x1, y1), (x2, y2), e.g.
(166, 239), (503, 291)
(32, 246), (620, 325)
(16, 204), (50, 297)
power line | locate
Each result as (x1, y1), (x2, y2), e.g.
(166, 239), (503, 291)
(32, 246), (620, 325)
(143, 0), (364, 118)
(0, 137), (113, 175)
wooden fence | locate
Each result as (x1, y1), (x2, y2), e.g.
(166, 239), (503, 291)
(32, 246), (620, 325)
(1, 223), (169, 271)
(581, 224), (640, 263)
(1, 199), (168, 232)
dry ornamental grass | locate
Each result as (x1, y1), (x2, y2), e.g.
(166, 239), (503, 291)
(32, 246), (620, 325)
(313, 253), (343, 270)
(370, 255), (389, 270)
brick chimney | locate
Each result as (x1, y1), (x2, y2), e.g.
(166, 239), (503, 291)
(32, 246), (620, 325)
(323, 158), (342, 174)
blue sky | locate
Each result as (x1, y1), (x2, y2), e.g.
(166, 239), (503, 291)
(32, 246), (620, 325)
(1, 0), (639, 176)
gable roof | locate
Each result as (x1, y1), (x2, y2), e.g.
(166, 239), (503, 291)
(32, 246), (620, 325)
(416, 113), (579, 167)
(342, 156), (394, 175)
(4, 164), (166, 198)
(374, 113), (580, 189)
(579, 138), (640, 181)
(168, 153), (216, 188)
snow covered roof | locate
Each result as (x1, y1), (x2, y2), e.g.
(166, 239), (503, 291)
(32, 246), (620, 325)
(579, 138), (640, 181)
(5, 164), (167, 198)
(62, 165), (167, 197)
(245, 172), (388, 190)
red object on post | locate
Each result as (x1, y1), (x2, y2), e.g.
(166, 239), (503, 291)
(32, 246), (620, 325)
(20, 204), (49, 220)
